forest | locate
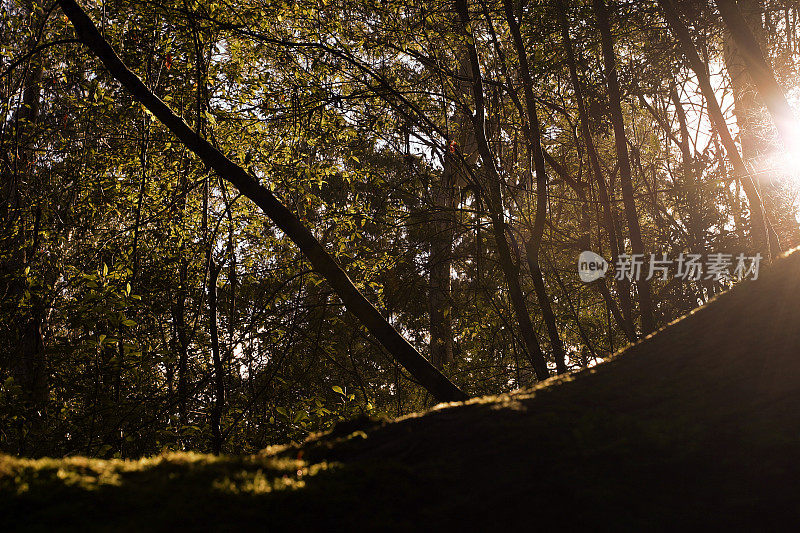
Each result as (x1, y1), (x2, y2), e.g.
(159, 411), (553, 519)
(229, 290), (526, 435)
(3, 0), (800, 528)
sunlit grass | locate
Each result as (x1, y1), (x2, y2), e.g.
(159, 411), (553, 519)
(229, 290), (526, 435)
(0, 451), (336, 497)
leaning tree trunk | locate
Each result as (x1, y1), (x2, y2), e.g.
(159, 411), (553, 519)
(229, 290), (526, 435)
(720, 0), (783, 254)
(718, 0), (799, 253)
(57, 0), (467, 403)
(721, 0), (766, 162)
(717, 0), (800, 157)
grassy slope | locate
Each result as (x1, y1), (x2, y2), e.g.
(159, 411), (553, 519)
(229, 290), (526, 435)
(4, 250), (800, 531)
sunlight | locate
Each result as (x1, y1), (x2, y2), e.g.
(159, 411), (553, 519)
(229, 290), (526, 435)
(776, 113), (800, 177)
(683, 63), (800, 190)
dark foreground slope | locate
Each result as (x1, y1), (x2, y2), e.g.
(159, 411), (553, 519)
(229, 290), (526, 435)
(4, 251), (800, 531)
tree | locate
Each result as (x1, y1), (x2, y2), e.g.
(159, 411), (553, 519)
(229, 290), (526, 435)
(56, 0), (466, 403)
(657, 0), (775, 258)
(593, 0), (657, 334)
(717, 0), (800, 155)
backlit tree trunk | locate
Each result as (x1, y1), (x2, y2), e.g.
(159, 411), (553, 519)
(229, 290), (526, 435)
(657, 0), (772, 259)
(718, 0), (800, 156)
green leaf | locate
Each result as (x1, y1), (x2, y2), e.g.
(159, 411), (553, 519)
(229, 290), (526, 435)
(332, 385), (344, 395)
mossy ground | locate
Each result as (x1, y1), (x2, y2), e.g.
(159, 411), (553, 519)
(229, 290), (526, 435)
(5, 250), (800, 530)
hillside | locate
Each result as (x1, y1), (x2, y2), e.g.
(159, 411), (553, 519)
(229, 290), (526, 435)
(4, 249), (800, 531)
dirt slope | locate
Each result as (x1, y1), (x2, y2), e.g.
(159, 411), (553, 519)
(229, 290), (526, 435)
(4, 250), (800, 531)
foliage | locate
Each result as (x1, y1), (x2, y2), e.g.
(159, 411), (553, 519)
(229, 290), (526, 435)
(1, 0), (800, 457)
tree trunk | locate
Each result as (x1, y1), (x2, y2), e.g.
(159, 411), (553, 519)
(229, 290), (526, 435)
(718, 0), (793, 255)
(455, 0), (550, 381)
(669, 84), (703, 253)
(208, 259), (224, 455)
(717, 0), (800, 156)
(9, 19), (48, 409)
(555, 0), (637, 341)
(542, 149), (636, 343)
(426, 55), (477, 370)
(657, 0), (772, 259)
(173, 258), (190, 427)
(503, 0), (567, 374)
(428, 177), (456, 369)
(593, 0), (657, 335)
(721, 0), (766, 162)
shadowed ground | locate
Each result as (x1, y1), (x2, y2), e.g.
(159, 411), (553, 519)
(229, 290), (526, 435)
(4, 250), (800, 531)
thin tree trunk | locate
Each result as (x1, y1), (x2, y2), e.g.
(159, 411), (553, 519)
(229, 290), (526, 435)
(555, 0), (637, 341)
(550, 256), (600, 364)
(593, 0), (657, 335)
(542, 149), (635, 342)
(173, 258), (189, 426)
(669, 84), (703, 253)
(455, 0), (550, 381)
(657, 0), (772, 259)
(208, 259), (224, 455)
(503, 0), (567, 374)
